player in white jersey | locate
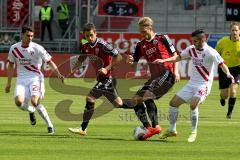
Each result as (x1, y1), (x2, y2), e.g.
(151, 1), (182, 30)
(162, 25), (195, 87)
(154, 29), (234, 142)
(5, 26), (64, 134)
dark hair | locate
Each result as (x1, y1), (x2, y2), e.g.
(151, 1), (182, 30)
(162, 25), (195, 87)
(83, 23), (96, 32)
(22, 26), (34, 34)
(191, 29), (205, 37)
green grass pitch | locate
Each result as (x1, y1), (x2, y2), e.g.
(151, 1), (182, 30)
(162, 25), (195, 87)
(0, 77), (240, 160)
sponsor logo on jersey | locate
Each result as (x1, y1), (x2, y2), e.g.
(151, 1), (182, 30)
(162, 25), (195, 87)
(153, 39), (158, 45)
(192, 57), (203, 66)
(146, 47), (156, 56)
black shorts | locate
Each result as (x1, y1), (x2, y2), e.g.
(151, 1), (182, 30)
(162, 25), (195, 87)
(89, 78), (118, 102)
(136, 70), (175, 99)
(218, 66), (240, 89)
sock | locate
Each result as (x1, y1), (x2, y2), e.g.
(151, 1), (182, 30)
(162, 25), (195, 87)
(169, 106), (179, 132)
(145, 99), (159, 128)
(190, 107), (198, 133)
(36, 104), (53, 128)
(81, 101), (95, 131)
(20, 103), (36, 113)
(134, 103), (151, 128)
(228, 97), (236, 115)
(119, 99), (134, 109)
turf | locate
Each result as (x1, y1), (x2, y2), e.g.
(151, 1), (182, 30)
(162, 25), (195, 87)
(0, 77), (240, 160)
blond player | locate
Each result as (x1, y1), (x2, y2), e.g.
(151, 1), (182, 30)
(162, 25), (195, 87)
(5, 26), (64, 134)
(155, 29), (233, 142)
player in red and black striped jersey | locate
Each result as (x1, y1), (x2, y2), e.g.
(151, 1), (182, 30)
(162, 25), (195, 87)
(126, 17), (180, 140)
(68, 23), (123, 136)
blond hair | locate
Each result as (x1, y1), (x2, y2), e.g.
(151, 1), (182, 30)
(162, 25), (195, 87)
(230, 21), (240, 29)
(138, 17), (153, 28)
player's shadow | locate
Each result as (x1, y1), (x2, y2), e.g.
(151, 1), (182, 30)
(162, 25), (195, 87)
(75, 136), (175, 143)
(0, 131), (72, 138)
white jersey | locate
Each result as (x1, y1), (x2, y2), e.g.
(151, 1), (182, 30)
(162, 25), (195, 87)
(180, 43), (224, 90)
(8, 41), (52, 79)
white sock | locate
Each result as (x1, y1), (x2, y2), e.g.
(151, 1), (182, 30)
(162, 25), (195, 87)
(36, 104), (53, 128)
(190, 107), (198, 133)
(169, 106), (179, 132)
(20, 103), (36, 113)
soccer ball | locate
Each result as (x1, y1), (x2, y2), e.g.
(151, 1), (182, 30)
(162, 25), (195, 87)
(133, 126), (147, 140)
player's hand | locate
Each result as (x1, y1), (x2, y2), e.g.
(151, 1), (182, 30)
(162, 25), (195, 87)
(58, 74), (65, 83)
(98, 68), (108, 75)
(153, 59), (165, 63)
(227, 73), (234, 83)
(5, 84), (11, 93)
(126, 55), (134, 64)
(174, 72), (180, 83)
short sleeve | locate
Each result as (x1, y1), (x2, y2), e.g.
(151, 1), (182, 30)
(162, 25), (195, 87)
(213, 50), (224, 66)
(38, 45), (52, 62)
(133, 43), (141, 62)
(103, 42), (119, 56)
(8, 46), (15, 63)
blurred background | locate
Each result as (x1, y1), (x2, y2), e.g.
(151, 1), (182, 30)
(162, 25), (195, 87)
(0, 0), (239, 78)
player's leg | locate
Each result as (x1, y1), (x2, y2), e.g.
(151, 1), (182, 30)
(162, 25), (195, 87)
(145, 99), (158, 128)
(144, 72), (175, 129)
(30, 79), (54, 133)
(187, 85), (207, 142)
(160, 83), (191, 139)
(68, 95), (96, 136)
(220, 88), (229, 106)
(218, 68), (230, 106)
(188, 98), (201, 143)
(14, 80), (36, 125)
(159, 95), (184, 139)
(81, 95), (96, 132)
(227, 83), (238, 119)
(131, 93), (151, 127)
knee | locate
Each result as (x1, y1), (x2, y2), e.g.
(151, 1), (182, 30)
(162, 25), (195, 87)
(15, 101), (23, 107)
(113, 97), (123, 108)
(31, 99), (39, 107)
(14, 98), (23, 107)
(230, 90), (237, 97)
(132, 96), (142, 106)
(169, 99), (176, 107)
(86, 96), (95, 103)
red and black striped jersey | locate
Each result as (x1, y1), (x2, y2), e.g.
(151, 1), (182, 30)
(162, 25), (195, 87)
(78, 38), (119, 80)
(133, 33), (176, 77)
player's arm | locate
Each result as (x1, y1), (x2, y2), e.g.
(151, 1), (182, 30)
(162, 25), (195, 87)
(103, 54), (123, 74)
(5, 62), (14, 93)
(173, 52), (180, 82)
(5, 47), (15, 93)
(126, 43), (141, 68)
(71, 55), (86, 74)
(47, 60), (64, 82)
(220, 63), (234, 83)
(99, 43), (122, 75)
(153, 53), (182, 63)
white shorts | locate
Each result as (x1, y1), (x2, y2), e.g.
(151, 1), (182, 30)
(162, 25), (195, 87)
(176, 82), (209, 104)
(14, 77), (45, 99)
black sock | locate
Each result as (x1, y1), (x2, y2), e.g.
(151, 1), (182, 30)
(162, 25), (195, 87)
(119, 99), (134, 109)
(145, 99), (159, 128)
(134, 103), (151, 128)
(81, 101), (95, 131)
(228, 97), (236, 115)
